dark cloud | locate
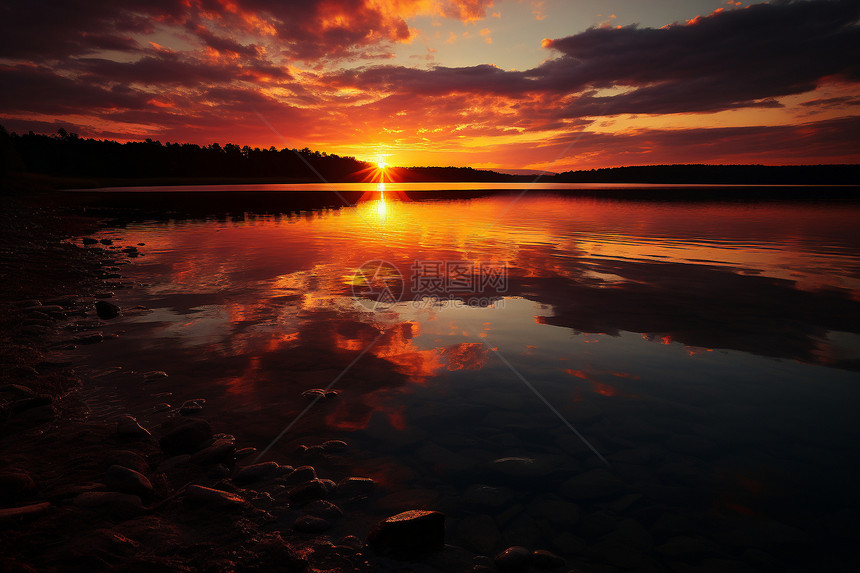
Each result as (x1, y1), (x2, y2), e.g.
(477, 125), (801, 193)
(0, 0), (183, 58)
(332, 0), (860, 116)
(0, 64), (150, 114)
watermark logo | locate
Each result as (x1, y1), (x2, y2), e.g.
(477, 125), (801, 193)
(351, 260), (405, 311)
(352, 259), (507, 311)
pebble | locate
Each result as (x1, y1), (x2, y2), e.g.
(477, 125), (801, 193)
(286, 466), (317, 483)
(492, 456), (553, 479)
(116, 415), (151, 438)
(336, 476), (375, 497)
(184, 485), (246, 509)
(293, 515), (331, 533)
(105, 465), (154, 497)
(179, 398), (206, 416)
(143, 370), (168, 382)
(0, 502), (51, 529)
(305, 445), (324, 457)
(321, 440), (348, 452)
(82, 237), (98, 245)
(303, 500), (344, 519)
(95, 300), (121, 319)
(287, 480), (328, 505)
(233, 462), (279, 484)
(235, 447), (257, 459)
(105, 450), (150, 475)
(367, 510), (446, 554)
(191, 438), (236, 465)
(462, 484), (512, 508)
(152, 402), (172, 413)
(494, 546), (531, 571)
(159, 417), (213, 455)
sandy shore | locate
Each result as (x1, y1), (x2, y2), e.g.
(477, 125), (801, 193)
(0, 191), (471, 573)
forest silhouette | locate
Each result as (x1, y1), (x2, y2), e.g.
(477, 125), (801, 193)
(2, 126), (858, 186)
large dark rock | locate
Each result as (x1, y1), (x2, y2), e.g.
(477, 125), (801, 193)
(367, 510), (445, 554)
(105, 465), (154, 497)
(159, 417), (213, 455)
(95, 301), (121, 319)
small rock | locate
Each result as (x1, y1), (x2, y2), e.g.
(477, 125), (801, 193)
(0, 502), (51, 529)
(319, 478), (337, 494)
(143, 370), (168, 382)
(184, 485), (246, 508)
(152, 403), (171, 413)
(286, 466), (317, 483)
(367, 510), (446, 554)
(463, 484), (512, 508)
(105, 465), (154, 497)
(305, 445), (325, 457)
(531, 549), (564, 569)
(494, 546), (531, 571)
(99, 238), (113, 245)
(322, 440), (348, 452)
(159, 417), (213, 455)
(287, 480), (328, 504)
(233, 462), (279, 484)
(301, 389), (326, 400)
(73, 492), (143, 517)
(179, 398), (205, 416)
(105, 450), (149, 475)
(304, 500), (344, 519)
(294, 515), (331, 533)
(82, 237), (98, 245)
(191, 439), (236, 465)
(95, 301), (121, 319)
(116, 415), (151, 438)
(235, 447), (257, 459)
(156, 455), (191, 473)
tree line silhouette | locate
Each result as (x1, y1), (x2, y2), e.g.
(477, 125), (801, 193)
(2, 125), (857, 185)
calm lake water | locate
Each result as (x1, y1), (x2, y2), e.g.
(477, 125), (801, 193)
(80, 188), (860, 571)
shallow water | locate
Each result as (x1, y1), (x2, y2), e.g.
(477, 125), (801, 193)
(82, 190), (860, 570)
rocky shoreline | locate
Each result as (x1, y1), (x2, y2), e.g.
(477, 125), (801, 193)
(0, 193), (570, 573)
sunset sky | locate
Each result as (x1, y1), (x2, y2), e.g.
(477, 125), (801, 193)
(1, 0), (858, 171)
